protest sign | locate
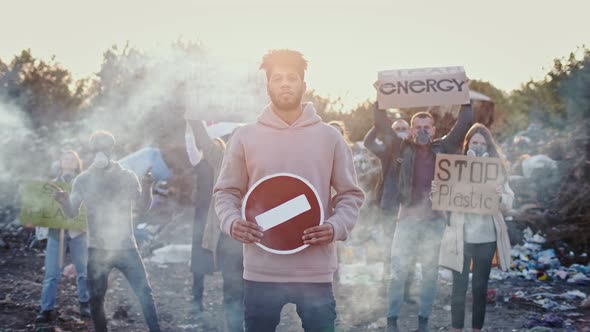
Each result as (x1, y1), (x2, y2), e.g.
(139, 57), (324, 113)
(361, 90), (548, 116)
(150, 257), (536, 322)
(19, 181), (86, 230)
(375, 66), (470, 108)
(431, 154), (505, 215)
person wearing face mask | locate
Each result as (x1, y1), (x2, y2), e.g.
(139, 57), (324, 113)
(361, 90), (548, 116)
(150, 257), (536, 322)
(364, 118), (419, 303)
(53, 131), (160, 332)
(364, 118), (409, 215)
(371, 101), (473, 332)
(434, 124), (513, 332)
(35, 150), (91, 325)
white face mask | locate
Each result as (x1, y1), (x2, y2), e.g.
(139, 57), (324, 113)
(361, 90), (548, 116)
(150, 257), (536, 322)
(396, 131), (409, 140)
(92, 152), (110, 169)
(467, 145), (489, 157)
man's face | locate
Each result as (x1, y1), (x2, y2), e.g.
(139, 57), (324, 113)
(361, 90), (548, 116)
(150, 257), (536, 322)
(267, 65), (306, 111)
(410, 117), (436, 144)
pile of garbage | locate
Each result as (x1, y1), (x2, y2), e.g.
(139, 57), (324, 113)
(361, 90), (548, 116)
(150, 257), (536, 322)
(501, 122), (590, 255)
(490, 228), (590, 283)
(487, 227), (590, 323)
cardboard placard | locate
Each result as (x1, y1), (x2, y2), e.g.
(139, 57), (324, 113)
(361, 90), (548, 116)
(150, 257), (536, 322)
(431, 154), (504, 215)
(19, 181), (87, 230)
(375, 66), (470, 109)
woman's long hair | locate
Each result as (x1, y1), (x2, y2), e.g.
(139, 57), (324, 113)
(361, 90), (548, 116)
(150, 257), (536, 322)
(59, 150), (83, 176)
(328, 120), (352, 145)
(462, 123), (508, 178)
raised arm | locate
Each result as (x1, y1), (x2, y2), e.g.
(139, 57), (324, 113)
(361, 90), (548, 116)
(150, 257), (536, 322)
(372, 102), (396, 148)
(363, 127), (387, 161)
(440, 103), (474, 152)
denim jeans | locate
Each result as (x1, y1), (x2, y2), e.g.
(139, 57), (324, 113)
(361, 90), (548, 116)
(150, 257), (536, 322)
(388, 218), (445, 319)
(451, 242), (496, 329)
(87, 248), (160, 332)
(244, 281), (336, 332)
(40, 229), (89, 311)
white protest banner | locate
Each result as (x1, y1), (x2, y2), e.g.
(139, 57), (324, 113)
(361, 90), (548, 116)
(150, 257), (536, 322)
(431, 154), (505, 215)
(375, 66), (470, 109)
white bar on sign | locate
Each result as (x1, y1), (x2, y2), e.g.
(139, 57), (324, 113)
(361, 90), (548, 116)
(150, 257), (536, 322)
(255, 194), (311, 231)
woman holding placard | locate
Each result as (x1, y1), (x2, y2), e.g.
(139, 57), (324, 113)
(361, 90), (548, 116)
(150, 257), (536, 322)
(434, 124), (513, 332)
(36, 150), (90, 324)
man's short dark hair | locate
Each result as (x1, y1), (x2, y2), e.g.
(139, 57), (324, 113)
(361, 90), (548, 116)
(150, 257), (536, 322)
(89, 130), (116, 152)
(410, 112), (434, 126)
(260, 49), (308, 81)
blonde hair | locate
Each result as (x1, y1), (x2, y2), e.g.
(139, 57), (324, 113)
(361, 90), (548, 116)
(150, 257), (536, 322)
(60, 150), (83, 175)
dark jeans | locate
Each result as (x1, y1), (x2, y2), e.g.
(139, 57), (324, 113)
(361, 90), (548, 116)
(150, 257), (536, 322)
(87, 248), (160, 332)
(244, 281), (336, 332)
(451, 242), (496, 330)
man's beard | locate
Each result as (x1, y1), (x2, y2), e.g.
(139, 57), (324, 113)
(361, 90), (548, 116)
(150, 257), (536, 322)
(269, 91), (303, 111)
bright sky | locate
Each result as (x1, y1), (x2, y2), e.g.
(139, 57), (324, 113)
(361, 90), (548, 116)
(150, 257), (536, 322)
(1, 0), (589, 108)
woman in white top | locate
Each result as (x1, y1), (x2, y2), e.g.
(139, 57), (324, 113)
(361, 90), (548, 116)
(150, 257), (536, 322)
(435, 124), (514, 332)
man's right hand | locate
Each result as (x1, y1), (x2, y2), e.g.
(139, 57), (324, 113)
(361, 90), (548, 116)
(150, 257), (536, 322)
(230, 219), (264, 244)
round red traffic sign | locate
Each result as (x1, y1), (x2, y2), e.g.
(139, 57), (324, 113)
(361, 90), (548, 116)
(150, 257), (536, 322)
(242, 173), (324, 254)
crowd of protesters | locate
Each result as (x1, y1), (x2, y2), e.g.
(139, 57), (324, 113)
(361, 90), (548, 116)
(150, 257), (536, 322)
(26, 49), (512, 332)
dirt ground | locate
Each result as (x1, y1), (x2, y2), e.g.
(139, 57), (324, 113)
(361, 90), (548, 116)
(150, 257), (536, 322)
(1, 213), (589, 332)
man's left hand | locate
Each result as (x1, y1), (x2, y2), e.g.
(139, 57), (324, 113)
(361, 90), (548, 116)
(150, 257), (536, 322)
(302, 223), (334, 245)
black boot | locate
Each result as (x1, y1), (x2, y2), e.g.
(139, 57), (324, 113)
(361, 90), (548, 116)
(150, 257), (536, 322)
(192, 299), (204, 313)
(35, 310), (54, 324)
(418, 316), (429, 332)
(192, 274), (205, 312)
(79, 301), (91, 318)
(387, 317), (399, 332)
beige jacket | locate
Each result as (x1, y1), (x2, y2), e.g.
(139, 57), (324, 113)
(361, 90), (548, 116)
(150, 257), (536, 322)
(439, 182), (514, 272)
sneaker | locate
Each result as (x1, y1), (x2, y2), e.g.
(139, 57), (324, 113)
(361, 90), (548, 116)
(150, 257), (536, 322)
(418, 316), (429, 332)
(387, 317), (399, 332)
(79, 302), (91, 318)
(35, 310), (53, 324)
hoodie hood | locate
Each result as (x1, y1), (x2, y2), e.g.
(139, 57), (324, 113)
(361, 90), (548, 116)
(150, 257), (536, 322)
(257, 102), (322, 130)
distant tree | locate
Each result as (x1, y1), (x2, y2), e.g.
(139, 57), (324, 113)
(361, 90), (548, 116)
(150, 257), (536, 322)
(0, 49), (93, 131)
(507, 46), (590, 131)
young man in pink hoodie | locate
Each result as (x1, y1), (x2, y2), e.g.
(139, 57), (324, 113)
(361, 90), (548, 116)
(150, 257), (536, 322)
(214, 49), (365, 331)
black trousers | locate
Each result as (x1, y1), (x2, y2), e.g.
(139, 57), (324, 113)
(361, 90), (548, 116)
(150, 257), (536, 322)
(87, 248), (160, 332)
(451, 242), (496, 329)
(193, 271), (244, 332)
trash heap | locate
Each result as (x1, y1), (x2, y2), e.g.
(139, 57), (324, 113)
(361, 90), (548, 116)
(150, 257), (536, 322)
(488, 226), (590, 329)
(501, 122), (590, 257)
(490, 228), (590, 284)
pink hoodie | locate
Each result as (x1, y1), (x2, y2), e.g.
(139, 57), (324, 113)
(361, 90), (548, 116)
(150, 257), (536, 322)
(214, 102), (365, 283)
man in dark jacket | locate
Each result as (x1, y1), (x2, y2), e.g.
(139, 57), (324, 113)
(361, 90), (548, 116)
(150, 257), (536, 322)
(364, 118), (418, 304)
(364, 118), (409, 216)
(372, 103), (473, 332)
